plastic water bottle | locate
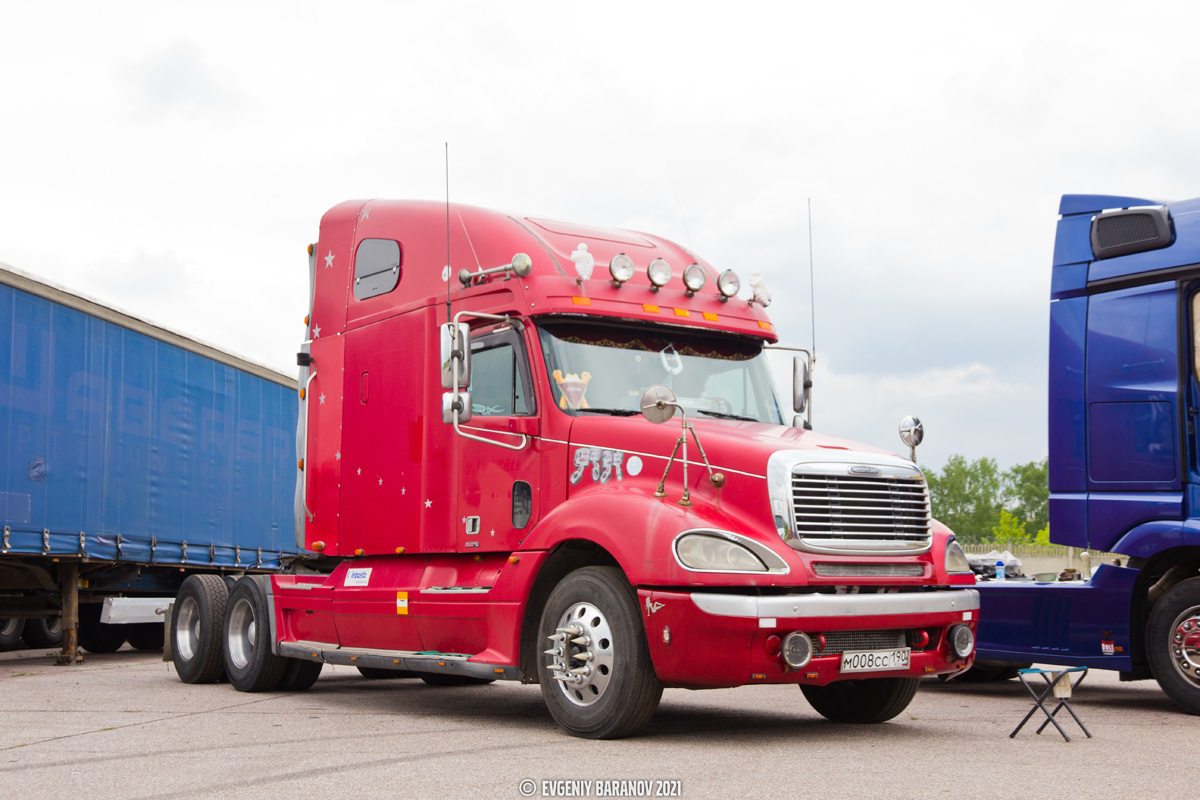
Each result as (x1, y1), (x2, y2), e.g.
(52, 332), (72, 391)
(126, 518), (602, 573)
(995, 560), (1006, 581)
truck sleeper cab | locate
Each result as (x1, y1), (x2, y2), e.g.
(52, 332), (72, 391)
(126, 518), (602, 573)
(171, 200), (977, 738)
(974, 194), (1200, 715)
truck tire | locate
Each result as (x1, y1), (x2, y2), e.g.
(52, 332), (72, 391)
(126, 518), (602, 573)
(800, 677), (920, 723)
(418, 673), (494, 686)
(172, 574), (229, 683)
(279, 659), (324, 691)
(127, 623), (165, 651)
(78, 604), (127, 653)
(223, 578), (287, 692)
(357, 666), (418, 679)
(0, 618), (25, 651)
(1147, 576), (1200, 714)
(536, 566), (663, 739)
(21, 617), (63, 649)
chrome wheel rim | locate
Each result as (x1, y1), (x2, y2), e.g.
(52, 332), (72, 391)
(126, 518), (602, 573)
(227, 597), (257, 670)
(546, 602), (615, 707)
(1169, 605), (1200, 686)
(0, 618), (19, 637)
(175, 597), (200, 662)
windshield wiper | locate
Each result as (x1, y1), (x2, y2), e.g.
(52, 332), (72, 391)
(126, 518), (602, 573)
(576, 407), (641, 417)
(697, 409), (758, 422)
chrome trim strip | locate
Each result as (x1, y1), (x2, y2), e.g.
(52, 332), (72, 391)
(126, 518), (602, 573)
(266, 577), (278, 655)
(690, 589), (979, 619)
(538, 437), (766, 480)
(420, 586), (493, 594)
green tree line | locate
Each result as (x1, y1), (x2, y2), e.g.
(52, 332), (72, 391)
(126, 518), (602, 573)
(922, 455), (1049, 544)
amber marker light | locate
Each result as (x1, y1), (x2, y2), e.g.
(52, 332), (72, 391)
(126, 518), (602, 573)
(395, 547), (405, 554)
(307, 244), (313, 255)
(297, 459), (304, 470)
(299, 388), (306, 400)
(354, 548), (364, 556)
(508, 555), (519, 564)
(312, 541), (325, 551)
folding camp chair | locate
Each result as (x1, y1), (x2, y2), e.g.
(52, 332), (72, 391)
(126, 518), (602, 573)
(1009, 666), (1092, 742)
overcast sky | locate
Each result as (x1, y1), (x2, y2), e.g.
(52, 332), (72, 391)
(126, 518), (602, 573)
(3, 1), (1198, 471)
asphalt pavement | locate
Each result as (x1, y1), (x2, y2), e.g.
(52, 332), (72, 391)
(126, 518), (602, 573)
(0, 647), (1192, 799)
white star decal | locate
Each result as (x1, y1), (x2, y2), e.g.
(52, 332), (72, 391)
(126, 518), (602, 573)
(313, 325), (321, 338)
(378, 477), (383, 486)
(325, 251), (335, 268)
(461, 517), (467, 524)
(401, 487), (406, 495)
(490, 529), (495, 536)
(424, 499), (432, 508)
(357, 468), (361, 475)
(361, 208), (370, 220)
(319, 393), (326, 405)
(335, 451), (341, 460)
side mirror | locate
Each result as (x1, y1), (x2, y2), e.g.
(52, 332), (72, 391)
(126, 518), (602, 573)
(511, 252), (533, 278)
(899, 415), (923, 461)
(640, 384), (679, 424)
(440, 322), (471, 389)
(793, 356), (811, 414)
(443, 391), (472, 424)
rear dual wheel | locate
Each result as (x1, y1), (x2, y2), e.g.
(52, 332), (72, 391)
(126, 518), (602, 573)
(0, 618), (25, 651)
(172, 575), (228, 683)
(224, 578), (288, 692)
(22, 617), (63, 649)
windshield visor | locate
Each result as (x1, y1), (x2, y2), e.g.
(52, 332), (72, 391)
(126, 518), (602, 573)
(536, 321), (785, 424)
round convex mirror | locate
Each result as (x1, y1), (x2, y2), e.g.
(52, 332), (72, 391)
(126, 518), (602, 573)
(640, 385), (678, 424)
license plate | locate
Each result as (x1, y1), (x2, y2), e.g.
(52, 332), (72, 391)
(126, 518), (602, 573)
(839, 648), (911, 673)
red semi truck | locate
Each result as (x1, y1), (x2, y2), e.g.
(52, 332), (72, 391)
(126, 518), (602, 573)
(169, 200), (979, 738)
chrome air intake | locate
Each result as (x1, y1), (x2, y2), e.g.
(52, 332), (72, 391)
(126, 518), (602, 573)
(767, 451), (932, 556)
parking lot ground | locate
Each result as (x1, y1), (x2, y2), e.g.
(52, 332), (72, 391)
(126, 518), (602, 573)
(1, 647), (1195, 800)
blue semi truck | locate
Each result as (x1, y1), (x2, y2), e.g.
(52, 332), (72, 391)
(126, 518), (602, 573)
(0, 262), (300, 660)
(974, 193), (1200, 713)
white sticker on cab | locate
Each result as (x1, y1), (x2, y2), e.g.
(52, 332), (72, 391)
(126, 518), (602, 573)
(344, 567), (372, 587)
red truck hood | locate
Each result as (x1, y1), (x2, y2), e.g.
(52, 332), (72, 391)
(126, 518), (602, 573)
(566, 415), (904, 479)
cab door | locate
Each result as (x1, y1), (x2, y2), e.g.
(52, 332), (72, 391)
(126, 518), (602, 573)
(452, 325), (541, 552)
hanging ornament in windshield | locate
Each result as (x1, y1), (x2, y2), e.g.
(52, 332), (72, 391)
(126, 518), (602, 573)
(660, 344), (683, 375)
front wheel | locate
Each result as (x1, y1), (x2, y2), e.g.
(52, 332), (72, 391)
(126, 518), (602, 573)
(1147, 576), (1200, 714)
(536, 566), (662, 739)
(801, 677), (920, 723)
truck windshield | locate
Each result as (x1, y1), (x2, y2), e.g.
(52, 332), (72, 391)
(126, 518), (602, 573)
(536, 321), (785, 424)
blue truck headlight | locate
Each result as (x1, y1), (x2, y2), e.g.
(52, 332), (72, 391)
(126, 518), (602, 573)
(945, 539), (972, 574)
(675, 534), (767, 572)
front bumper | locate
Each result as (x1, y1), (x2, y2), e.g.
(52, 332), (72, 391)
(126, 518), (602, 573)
(639, 588), (979, 689)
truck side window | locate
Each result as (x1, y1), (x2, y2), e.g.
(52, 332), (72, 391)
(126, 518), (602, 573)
(469, 331), (535, 416)
(352, 238), (401, 300)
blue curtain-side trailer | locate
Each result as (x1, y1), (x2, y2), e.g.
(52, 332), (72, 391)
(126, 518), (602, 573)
(975, 194), (1200, 713)
(0, 262), (299, 661)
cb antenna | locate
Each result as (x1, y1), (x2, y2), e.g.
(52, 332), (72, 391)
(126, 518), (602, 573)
(445, 142), (452, 325)
(808, 197), (816, 370)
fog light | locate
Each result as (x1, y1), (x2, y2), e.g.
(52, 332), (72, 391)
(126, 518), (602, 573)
(781, 632), (813, 669)
(609, 253), (635, 285)
(949, 624), (975, 658)
(717, 269), (740, 300)
(647, 258), (672, 290)
(682, 263), (707, 296)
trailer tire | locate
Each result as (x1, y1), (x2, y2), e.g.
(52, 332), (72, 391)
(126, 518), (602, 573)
(800, 677), (920, 723)
(0, 618), (25, 651)
(279, 659), (324, 691)
(172, 574), (229, 684)
(223, 578), (287, 692)
(78, 604), (127, 654)
(418, 673), (494, 686)
(357, 666), (418, 679)
(536, 566), (663, 739)
(1147, 576), (1200, 715)
(127, 623), (165, 651)
(21, 617), (63, 649)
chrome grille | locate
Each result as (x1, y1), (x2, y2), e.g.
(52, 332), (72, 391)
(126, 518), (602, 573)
(813, 563), (926, 578)
(791, 469), (931, 554)
(816, 629), (906, 656)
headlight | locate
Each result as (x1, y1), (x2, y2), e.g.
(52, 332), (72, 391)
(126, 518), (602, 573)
(682, 263), (707, 295)
(675, 534), (767, 572)
(609, 253), (635, 284)
(949, 624), (975, 658)
(717, 269), (740, 298)
(945, 539), (972, 574)
(781, 632), (813, 669)
(647, 258), (672, 288)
